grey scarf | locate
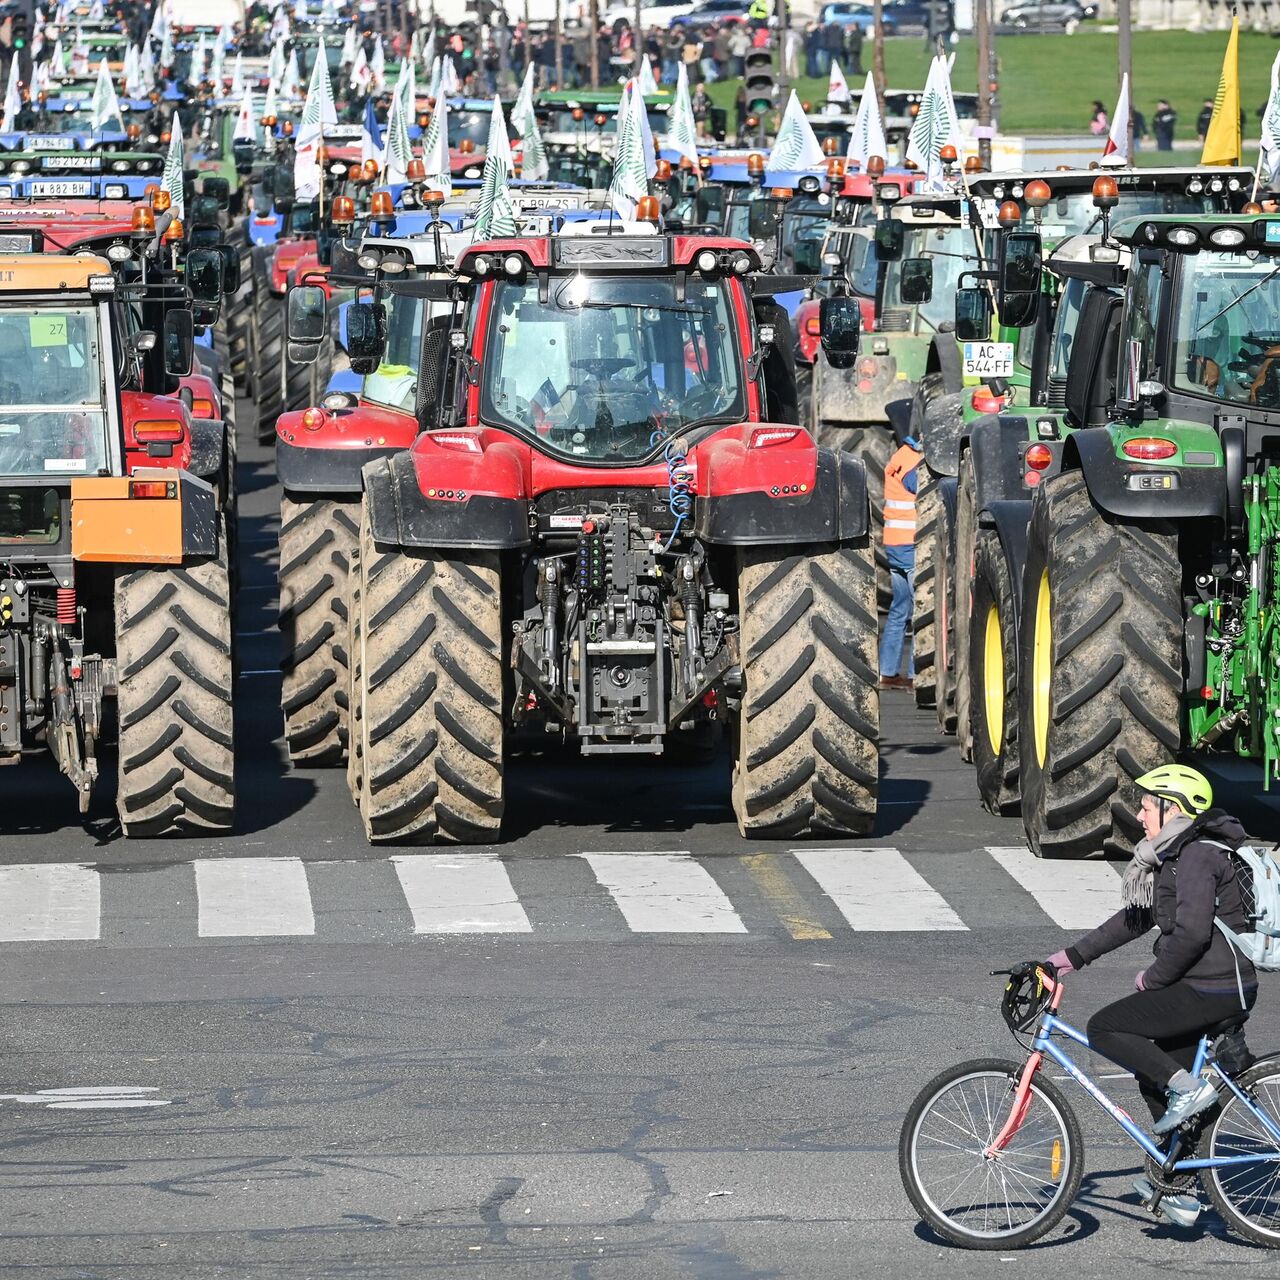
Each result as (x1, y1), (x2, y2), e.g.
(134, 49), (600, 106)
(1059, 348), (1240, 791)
(1122, 812), (1194, 910)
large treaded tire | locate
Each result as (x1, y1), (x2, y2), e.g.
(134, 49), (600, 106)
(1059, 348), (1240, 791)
(933, 485), (958, 735)
(911, 471), (942, 707)
(1017, 472), (1182, 859)
(114, 518), (234, 836)
(254, 249), (284, 440)
(952, 454), (978, 762)
(278, 496), (358, 765)
(733, 540), (880, 838)
(969, 530), (1020, 816)
(351, 506), (505, 844)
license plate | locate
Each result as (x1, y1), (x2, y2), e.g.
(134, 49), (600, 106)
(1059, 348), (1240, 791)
(25, 135), (76, 150)
(963, 341), (1015, 378)
(43, 155), (99, 170)
(515, 194), (579, 210)
(29, 181), (91, 195)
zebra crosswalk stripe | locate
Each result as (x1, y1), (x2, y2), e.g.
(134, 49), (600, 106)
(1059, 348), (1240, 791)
(0, 863), (100, 942)
(391, 852), (532, 934)
(791, 847), (969, 931)
(195, 857), (315, 937)
(576, 852), (747, 933)
(985, 845), (1120, 929)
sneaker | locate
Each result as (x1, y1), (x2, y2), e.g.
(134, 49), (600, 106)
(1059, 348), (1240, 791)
(1132, 1177), (1203, 1228)
(1153, 1078), (1219, 1135)
(878, 675), (911, 690)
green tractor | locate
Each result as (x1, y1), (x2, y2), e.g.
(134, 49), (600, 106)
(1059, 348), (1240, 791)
(909, 166), (1253, 721)
(970, 211), (1280, 856)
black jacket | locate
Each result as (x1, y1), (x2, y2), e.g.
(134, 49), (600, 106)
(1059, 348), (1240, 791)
(1065, 810), (1257, 997)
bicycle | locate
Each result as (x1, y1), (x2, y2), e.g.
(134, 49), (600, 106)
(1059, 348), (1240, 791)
(898, 961), (1280, 1249)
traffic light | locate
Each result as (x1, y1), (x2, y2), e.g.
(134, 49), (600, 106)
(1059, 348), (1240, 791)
(10, 0), (30, 51)
(745, 49), (774, 119)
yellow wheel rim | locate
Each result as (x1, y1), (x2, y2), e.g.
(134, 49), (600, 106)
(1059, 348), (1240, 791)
(983, 604), (1004, 758)
(1032, 568), (1052, 768)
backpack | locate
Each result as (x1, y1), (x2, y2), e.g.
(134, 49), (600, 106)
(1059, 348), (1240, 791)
(1208, 841), (1280, 972)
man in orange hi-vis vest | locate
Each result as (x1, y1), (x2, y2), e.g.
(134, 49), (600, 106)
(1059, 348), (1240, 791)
(879, 430), (924, 689)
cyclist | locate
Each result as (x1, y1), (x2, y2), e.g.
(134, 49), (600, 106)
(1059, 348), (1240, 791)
(1046, 765), (1258, 1136)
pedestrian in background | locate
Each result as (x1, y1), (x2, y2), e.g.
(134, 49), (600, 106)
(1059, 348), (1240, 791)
(1153, 99), (1176, 150)
(845, 21), (864, 76)
(879, 429), (923, 689)
(1197, 98), (1213, 139)
(1089, 99), (1107, 135)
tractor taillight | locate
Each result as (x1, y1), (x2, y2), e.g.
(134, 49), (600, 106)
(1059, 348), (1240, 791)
(301, 408), (326, 431)
(129, 480), (176, 499)
(134, 419), (185, 443)
(191, 397), (216, 418)
(1122, 437), (1177, 460)
(804, 315), (821, 336)
(749, 428), (800, 449)
(1025, 443), (1053, 471)
(431, 432), (482, 453)
(972, 388), (1007, 414)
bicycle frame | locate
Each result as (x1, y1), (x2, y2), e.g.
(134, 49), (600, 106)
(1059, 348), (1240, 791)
(986, 969), (1280, 1172)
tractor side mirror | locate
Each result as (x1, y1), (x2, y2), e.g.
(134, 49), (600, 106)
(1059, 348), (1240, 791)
(955, 286), (993, 342)
(1000, 230), (1042, 297)
(232, 139), (255, 174)
(819, 294), (861, 370)
(792, 236), (822, 275)
(184, 247), (225, 305)
(203, 175), (230, 208)
(162, 308), (194, 377)
(272, 159), (295, 213)
(346, 300), (387, 375)
(747, 197), (782, 242)
(286, 283), (328, 363)
(899, 257), (933, 305)
(874, 216), (905, 261)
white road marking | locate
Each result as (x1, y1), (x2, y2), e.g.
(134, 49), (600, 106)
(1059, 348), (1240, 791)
(0, 863), (100, 941)
(392, 853), (532, 934)
(0, 1087), (171, 1109)
(791, 847), (968, 931)
(195, 857), (315, 937)
(985, 845), (1121, 929)
(576, 852), (747, 933)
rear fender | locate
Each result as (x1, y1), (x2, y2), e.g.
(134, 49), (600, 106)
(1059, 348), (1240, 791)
(186, 417), (225, 486)
(929, 334), (964, 395)
(980, 500), (1032, 637)
(276, 401), (419, 495)
(969, 413), (1033, 510)
(120, 389), (194, 472)
(363, 436), (532, 551)
(916, 389), (967, 477)
(693, 436), (868, 546)
(1064, 427), (1225, 521)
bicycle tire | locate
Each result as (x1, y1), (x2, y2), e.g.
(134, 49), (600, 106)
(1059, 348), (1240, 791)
(900, 1058), (1084, 1250)
(1200, 1060), (1280, 1247)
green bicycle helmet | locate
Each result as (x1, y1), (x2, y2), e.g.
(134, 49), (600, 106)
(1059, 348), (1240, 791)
(1134, 764), (1214, 817)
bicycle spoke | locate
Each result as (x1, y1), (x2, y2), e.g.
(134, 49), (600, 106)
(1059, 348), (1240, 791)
(1211, 1074), (1280, 1239)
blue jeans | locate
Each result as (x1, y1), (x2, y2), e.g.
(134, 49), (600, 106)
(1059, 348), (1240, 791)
(879, 543), (915, 677)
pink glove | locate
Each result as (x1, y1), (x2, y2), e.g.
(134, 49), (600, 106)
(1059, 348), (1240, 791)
(1135, 970), (1147, 991)
(1046, 950), (1074, 974)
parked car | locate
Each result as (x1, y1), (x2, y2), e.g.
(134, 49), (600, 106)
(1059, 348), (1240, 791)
(670, 0), (750, 25)
(603, 0), (704, 27)
(819, 0), (931, 31)
(999, 0), (1087, 27)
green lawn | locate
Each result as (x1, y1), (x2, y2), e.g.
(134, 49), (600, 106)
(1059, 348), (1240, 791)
(708, 28), (1280, 140)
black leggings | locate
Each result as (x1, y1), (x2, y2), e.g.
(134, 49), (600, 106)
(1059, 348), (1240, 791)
(1087, 982), (1255, 1119)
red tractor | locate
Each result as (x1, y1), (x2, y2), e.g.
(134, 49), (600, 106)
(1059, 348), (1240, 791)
(288, 230), (880, 843)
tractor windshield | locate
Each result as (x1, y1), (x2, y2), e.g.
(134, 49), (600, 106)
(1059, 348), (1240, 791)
(883, 224), (976, 330)
(482, 274), (745, 461)
(1170, 251), (1280, 408)
(1030, 189), (1221, 241)
(0, 305), (110, 478)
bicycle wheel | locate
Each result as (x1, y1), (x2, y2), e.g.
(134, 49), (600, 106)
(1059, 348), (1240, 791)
(900, 1058), (1084, 1249)
(1200, 1061), (1280, 1247)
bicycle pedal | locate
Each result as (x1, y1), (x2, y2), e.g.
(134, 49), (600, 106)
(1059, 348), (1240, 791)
(1132, 1177), (1202, 1229)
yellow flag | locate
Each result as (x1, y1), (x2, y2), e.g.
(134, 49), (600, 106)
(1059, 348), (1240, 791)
(1201, 15), (1241, 166)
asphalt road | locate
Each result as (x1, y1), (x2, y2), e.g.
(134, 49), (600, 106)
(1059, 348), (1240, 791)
(2, 408), (1280, 1278)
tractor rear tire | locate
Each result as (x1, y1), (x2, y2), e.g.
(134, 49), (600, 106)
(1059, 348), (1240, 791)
(351, 506), (505, 844)
(734, 539), (879, 838)
(969, 530), (1020, 816)
(346, 526), (365, 808)
(1017, 472), (1182, 859)
(911, 470), (942, 707)
(278, 496), (358, 765)
(933, 486), (958, 735)
(114, 517), (234, 836)
(952, 454), (978, 762)
(795, 365), (813, 432)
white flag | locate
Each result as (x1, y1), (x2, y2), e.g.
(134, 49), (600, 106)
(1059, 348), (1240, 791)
(1103, 72), (1130, 164)
(229, 50), (245, 98)
(382, 69), (414, 184)
(1261, 52), (1280, 182)
(473, 97), (518, 240)
(0, 55), (21, 133)
(370, 35), (386, 90)
(638, 53), (658, 95)
(234, 86), (257, 142)
(664, 61), (698, 168)
(282, 49), (301, 100)
(210, 36), (226, 89)
(71, 27), (89, 75)
(90, 58), (123, 132)
(262, 77), (279, 126)
(50, 37), (65, 77)
(609, 79), (655, 219)
(440, 56), (460, 97)
(510, 62), (537, 137)
(149, 4), (166, 42)
(905, 55), (961, 189)
(190, 32), (208, 84)
(162, 116), (185, 221)
(339, 25), (357, 68)
(159, 24), (174, 74)
(294, 37), (336, 200)
(848, 72), (886, 169)
(768, 89), (825, 171)
(350, 46), (370, 92)
(828, 59), (851, 107)
(87, 0), (103, 18)
(421, 96), (449, 190)
(123, 43), (142, 99)
(268, 36), (286, 83)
